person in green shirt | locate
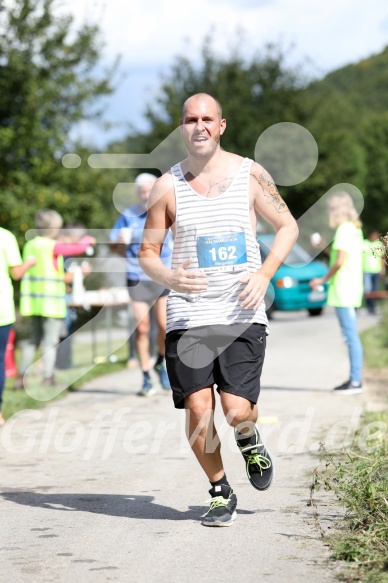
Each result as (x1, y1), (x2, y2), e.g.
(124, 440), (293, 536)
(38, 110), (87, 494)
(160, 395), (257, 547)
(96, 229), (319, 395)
(362, 230), (385, 314)
(0, 227), (36, 424)
(310, 191), (364, 394)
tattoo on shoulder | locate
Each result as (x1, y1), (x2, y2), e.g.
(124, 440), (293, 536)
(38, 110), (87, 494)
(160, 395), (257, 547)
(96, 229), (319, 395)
(250, 170), (289, 213)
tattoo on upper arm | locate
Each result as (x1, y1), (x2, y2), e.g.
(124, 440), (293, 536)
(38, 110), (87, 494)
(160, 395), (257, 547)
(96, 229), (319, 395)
(250, 170), (289, 213)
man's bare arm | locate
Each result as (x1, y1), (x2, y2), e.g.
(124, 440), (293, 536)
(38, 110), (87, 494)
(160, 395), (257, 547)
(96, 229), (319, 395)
(251, 167), (289, 214)
(251, 163), (299, 279)
(138, 175), (174, 285)
(238, 163), (298, 310)
(138, 175), (208, 294)
(10, 256), (37, 280)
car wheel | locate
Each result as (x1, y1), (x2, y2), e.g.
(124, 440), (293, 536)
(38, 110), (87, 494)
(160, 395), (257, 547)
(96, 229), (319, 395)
(308, 308), (323, 317)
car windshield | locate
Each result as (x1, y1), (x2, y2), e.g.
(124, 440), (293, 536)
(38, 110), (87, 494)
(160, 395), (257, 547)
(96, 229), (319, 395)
(259, 237), (313, 265)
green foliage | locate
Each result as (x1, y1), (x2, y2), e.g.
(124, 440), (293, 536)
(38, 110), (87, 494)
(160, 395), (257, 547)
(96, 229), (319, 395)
(311, 411), (388, 582)
(0, 153), (127, 247)
(138, 37), (310, 158)
(361, 304), (388, 368)
(310, 46), (388, 112)
(0, 0), (123, 241)
(1, 7), (387, 242)
(288, 90), (366, 219)
(0, 0), (115, 179)
(361, 113), (388, 233)
(117, 34), (387, 232)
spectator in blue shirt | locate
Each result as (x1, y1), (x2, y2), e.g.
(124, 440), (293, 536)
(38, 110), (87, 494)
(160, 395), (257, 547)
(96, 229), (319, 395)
(110, 173), (173, 396)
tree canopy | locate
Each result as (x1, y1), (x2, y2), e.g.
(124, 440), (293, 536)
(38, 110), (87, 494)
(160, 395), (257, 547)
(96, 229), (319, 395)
(119, 36), (387, 234)
(1, 7), (387, 243)
(0, 0), (124, 242)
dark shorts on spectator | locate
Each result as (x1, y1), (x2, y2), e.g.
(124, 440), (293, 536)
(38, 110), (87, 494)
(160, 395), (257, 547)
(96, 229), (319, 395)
(127, 279), (169, 303)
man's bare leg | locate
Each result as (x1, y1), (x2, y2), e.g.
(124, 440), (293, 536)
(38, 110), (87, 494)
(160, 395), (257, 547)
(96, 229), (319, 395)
(184, 388), (224, 482)
(220, 391), (273, 491)
(220, 392), (258, 433)
(185, 388), (238, 527)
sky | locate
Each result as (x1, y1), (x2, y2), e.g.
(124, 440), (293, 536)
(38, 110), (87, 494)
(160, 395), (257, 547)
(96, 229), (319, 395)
(63, 0), (388, 148)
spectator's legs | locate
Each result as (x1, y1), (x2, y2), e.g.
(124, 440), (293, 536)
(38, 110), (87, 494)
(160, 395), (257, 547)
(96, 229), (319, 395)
(132, 301), (151, 372)
(364, 272), (374, 313)
(128, 329), (136, 361)
(41, 317), (63, 380)
(149, 307), (157, 358)
(364, 272), (381, 314)
(371, 272), (381, 312)
(128, 308), (155, 364)
(335, 307), (363, 384)
(0, 324), (12, 416)
(18, 316), (43, 376)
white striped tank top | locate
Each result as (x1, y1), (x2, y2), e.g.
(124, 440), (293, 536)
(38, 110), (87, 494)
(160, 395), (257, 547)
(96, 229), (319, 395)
(166, 157), (269, 333)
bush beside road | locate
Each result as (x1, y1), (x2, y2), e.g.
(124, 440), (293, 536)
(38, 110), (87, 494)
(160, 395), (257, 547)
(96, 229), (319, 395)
(311, 306), (387, 583)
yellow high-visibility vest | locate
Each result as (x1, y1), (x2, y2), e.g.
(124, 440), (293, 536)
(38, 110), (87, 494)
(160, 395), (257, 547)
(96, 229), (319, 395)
(20, 237), (66, 318)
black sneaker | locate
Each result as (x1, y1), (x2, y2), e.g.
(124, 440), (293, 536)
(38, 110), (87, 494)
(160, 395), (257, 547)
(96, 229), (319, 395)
(332, 380), (363, 395)
(201, 484), (237, 527)
(235, 427), (273, 491)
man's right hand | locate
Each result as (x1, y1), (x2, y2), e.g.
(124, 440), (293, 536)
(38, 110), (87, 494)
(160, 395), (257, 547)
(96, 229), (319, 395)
(167, 258), (208, 294)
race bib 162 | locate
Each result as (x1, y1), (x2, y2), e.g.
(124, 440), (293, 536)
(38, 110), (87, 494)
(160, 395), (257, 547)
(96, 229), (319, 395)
(197, 232), (247, 271)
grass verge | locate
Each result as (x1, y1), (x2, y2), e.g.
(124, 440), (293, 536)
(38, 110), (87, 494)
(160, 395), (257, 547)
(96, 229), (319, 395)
(311, 410), (388, 582)
(2, 335), (129, 419)
(309, 305), (388, 582)
(361, 304), (388, 368)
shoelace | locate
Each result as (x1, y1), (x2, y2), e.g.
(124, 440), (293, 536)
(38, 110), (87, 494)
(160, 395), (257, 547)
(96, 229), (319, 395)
(235, 432), (271, 476)
(204, 495), (230, 511)
(245, 453), (271, 477)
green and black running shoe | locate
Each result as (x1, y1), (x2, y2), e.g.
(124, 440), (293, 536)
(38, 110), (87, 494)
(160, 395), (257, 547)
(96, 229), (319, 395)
(235, 426), (273, 491)
(201, 484), (237, 527)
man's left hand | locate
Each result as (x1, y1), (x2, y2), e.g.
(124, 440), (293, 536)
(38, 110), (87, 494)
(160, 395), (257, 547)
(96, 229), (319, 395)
(238, 271), (270, 310)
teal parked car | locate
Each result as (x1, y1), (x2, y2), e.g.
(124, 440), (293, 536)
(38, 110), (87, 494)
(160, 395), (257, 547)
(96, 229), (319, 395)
(258, 234), (329, 318)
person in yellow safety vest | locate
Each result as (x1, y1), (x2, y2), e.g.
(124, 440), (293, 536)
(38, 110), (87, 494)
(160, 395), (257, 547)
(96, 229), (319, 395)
(16, 209), (95, 388)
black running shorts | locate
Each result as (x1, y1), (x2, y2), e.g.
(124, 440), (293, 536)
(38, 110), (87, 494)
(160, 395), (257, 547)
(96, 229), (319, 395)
(165, 323), (267, 409)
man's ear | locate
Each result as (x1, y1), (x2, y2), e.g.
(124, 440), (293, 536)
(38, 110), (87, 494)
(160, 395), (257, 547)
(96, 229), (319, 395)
(220, 119), (226, 135)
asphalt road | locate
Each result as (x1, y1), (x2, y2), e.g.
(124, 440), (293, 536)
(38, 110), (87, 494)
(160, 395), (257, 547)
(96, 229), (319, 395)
(0, 308), (380, 583)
